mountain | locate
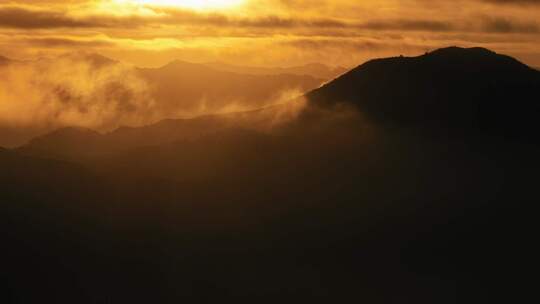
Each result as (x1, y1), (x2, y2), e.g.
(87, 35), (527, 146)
(6, 48), (540, 303)
(19, 127), (103, 160)
(19, 47), (539, 160)
(205, 62), (347, 80)
(17, 105), (292, 160)
(0, 54), (322, 147)
(138, 60), (323, 114)
(18, 118), (224, 161)
(307, 47), (540, 138)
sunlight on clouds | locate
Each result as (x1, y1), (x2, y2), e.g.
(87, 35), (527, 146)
(0, 0), (539, 67)
(116, 0), (245, 10)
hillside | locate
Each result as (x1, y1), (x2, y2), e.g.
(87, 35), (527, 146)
(308, 47), (540, 138)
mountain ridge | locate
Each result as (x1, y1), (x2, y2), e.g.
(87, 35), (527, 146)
(0, 53), (323, 147)
(15, 105), (293, 161)
(16, 46), (540, 159)
(204, 61), (347, 80)
(307, 46), (540, 138)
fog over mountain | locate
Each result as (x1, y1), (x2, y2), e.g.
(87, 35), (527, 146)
(0, 53), (322, 147)
(137, 60), (321, 116)
(18, 102), (307, 161)
(2, 47), (539, 303)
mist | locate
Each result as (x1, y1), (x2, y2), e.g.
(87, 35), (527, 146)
(0, 54), (319, 147)
(0, 55), (157, 145)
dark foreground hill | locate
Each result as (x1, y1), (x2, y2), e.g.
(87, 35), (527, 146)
(308, 47), (540, 138)
(3, 47), (540, 303)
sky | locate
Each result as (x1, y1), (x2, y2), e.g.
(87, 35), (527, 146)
(0, 0), (539, 68)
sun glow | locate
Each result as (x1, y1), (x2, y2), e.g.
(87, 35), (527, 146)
(128, 0), (244, 10)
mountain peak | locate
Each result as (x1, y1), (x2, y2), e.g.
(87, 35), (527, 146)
(357, 46), (529, 73)
(425, 46), (495, 56)
(422, 46), (529, 70)
(308, 46), (540, 138)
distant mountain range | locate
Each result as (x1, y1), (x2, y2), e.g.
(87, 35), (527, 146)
(0, 53), (344, 79)
(204, 62), (347, 80)
(48, 53), (326, 113)
(0, 53), (325, 147)
(308, 47), (540, 138)
(137, 60), (322, 114)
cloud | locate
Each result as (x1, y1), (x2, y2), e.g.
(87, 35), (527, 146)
(482, 0), (540, 5)
(0, 3), (536, 35)
(21, 37), (115, 47)
(0, 0), (539, 75)
(0, 6), (93, 29)
(360, 19), (454, 32)
(0, 55), (158, 131)
(482, 17), (539, 33)
(0, 52), (318, 146)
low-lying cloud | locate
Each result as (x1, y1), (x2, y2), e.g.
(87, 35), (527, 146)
(0, 54), (315, 146)
(0, 55), (159, 132)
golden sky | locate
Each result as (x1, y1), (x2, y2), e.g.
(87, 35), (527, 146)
(0, 0), (539, 67)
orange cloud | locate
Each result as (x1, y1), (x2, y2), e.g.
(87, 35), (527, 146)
(0, 1), (538, 68)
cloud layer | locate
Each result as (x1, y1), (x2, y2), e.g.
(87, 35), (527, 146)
(0, 0), (538, 67)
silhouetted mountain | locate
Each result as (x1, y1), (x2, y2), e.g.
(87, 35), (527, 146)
(17, 105), (294, 160)
(20, 127), (103, 160)
(18, 119), (222, 160)
(0, 126), (46, 148)
(308, 47), (540, 138)
(206, 62), (347, 80)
